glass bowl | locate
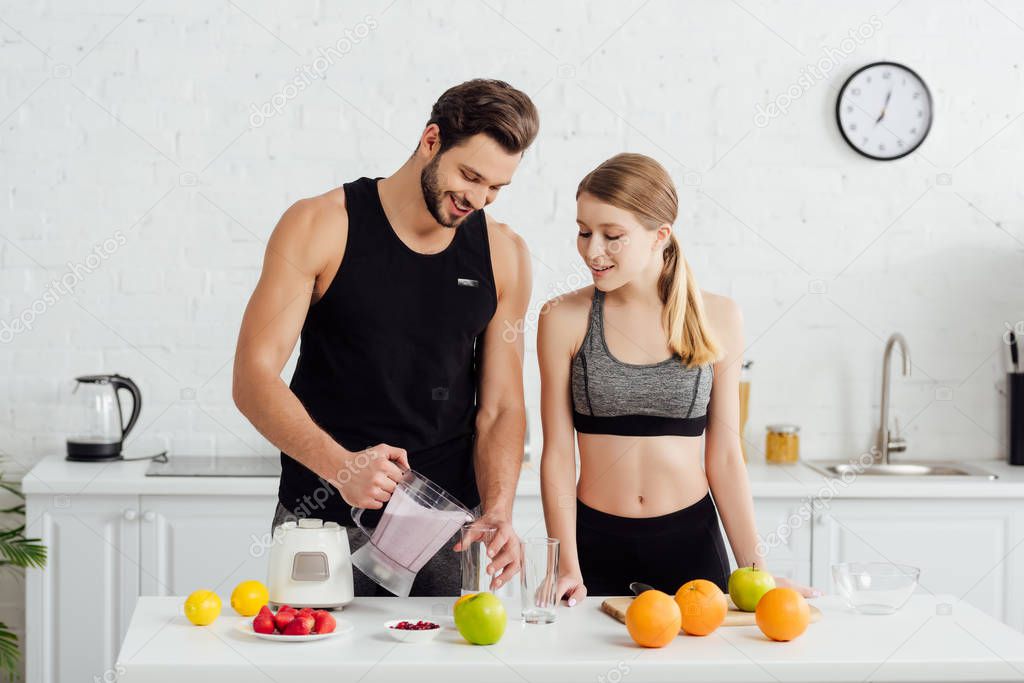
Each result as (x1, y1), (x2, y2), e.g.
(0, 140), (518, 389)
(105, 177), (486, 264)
(831, 562), (920, 615)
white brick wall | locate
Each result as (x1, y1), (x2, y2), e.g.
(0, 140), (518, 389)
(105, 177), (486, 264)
(2, 0), (1023, 669)
(1, 0), (1021, 471)
(1, 0), (1022, 456)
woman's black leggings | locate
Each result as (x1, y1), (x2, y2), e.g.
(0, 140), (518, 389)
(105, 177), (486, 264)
(576, 491), (732, 596)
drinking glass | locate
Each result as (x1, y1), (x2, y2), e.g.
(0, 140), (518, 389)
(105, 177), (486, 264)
(520, 537), (559, 624)
(459, 522), (497, 595)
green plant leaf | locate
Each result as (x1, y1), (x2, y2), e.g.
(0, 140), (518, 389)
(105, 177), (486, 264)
(0, 483), (23, 501)
(0, 624), (19, 683)
(0, 535), (46, 569)
(0, 527), (24, 541)
(0, 456), (43, 680)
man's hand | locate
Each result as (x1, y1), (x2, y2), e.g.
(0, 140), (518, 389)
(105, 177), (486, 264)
(328, 443), (409, 509)
(454, 513), (521, 591)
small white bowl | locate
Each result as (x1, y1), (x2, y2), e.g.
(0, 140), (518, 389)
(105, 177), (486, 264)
(384, 619), (442, 643)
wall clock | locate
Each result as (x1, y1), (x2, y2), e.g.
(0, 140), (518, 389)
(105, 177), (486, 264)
(836, 61), (932, 161)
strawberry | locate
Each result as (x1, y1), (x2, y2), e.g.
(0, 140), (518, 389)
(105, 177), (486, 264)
(253, 606), (275, 634)
(313, 610), (336, 634)
(283, 614), (314, 636)
(273, 608), (296, 632)
(297, 607), (315, 618)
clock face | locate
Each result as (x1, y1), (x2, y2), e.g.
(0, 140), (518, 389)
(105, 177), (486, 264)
(836, 62), (932, 161)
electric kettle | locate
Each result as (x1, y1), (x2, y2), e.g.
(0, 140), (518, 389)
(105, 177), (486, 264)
(267, 518), (354, 609)
(66, 374), (142, 462)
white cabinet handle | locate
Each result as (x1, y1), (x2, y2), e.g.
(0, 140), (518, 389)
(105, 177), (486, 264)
(123, 508), (138, 521)
(143, 511), (155, 522)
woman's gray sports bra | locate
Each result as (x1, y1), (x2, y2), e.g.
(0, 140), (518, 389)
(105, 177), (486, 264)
(570, 288), (713, 437)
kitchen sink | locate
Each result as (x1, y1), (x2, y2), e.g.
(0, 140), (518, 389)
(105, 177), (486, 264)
(804, 460), (998, 479)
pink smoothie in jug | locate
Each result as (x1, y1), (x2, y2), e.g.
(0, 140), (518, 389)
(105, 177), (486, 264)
(369, 484), (471, 571)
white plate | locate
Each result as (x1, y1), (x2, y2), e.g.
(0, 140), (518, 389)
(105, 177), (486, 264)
(236, 617), (352, 642)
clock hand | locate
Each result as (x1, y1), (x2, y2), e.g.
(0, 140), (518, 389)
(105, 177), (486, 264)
(874, 89), (893, 125)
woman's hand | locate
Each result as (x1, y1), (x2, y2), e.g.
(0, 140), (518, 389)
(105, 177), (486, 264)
(774, 575), (823, 598)
(555, 571), (588, 607)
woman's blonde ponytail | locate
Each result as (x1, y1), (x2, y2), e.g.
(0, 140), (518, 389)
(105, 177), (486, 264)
(659, 234), (720, 366)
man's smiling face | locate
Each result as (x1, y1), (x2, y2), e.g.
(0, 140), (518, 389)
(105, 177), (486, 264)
(419, 133), (521, 228)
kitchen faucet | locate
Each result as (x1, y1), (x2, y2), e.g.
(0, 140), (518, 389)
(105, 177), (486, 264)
(876, 333), (911, 465)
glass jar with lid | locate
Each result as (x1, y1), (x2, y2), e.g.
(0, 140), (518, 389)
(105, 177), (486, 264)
(765, 424), (800, 464)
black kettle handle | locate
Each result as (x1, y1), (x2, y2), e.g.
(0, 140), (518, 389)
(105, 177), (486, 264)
(109, 375), (142, 439)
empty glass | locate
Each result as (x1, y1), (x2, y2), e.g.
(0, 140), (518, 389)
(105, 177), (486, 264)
(832, 562), (920, 615)
(459, 522), (497, 594)
(520, 537), (559, 624)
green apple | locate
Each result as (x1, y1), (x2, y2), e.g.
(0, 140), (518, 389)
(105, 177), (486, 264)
(453, 592), (507, 645)
(728, 564), (776, 612)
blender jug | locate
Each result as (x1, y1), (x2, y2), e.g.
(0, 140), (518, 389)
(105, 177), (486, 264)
(350, 469), (473, 597)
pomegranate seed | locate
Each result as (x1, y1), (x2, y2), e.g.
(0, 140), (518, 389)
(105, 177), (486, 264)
(390, 620), (439, 631)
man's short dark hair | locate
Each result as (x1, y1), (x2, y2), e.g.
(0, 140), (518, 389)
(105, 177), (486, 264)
(427, 79), (539, 155)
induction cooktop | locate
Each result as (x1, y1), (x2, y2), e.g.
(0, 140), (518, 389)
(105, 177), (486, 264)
(145, 455), (281, 477)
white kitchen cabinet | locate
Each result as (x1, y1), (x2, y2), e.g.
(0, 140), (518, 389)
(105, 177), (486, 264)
(811, 499), (1024, 631)
(25, 494), (141, 683)
(512, 494), (545, 540)
(138, 495), (276, 596)
(718, 498), (812, 585)
(25, 493), (278, 683)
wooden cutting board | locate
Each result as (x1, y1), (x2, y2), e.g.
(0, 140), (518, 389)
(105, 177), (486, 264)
(600, 596), (822, 628)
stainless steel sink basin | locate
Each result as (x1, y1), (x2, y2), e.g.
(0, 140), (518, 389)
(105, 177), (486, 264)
(804, 460), (998, 479)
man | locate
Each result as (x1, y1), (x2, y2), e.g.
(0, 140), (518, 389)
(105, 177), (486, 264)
(232, 79), (536, 596)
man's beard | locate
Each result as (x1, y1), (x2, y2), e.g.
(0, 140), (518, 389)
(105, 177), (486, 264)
(419, 155), (463, 229)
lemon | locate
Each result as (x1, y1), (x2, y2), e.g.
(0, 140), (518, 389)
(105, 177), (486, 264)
(230, 580), (270, 617)
(184, 590), (222, 626)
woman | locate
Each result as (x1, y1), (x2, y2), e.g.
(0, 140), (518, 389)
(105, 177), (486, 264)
(539, 153), (817, 603)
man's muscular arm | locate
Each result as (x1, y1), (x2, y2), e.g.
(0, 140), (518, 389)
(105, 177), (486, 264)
(462, 219), (531, 588)
(232, 195), (408, 510)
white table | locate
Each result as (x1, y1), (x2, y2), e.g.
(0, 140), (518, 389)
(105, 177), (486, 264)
(116, 594), (1024, 682)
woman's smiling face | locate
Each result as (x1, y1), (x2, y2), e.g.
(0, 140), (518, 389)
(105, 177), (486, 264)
(576, 191), (666, 291)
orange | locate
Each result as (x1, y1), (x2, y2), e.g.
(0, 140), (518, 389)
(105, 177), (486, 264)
(625, 590), (681, 648)
(674, 579), (728, 636)
(755, 587), (810, 641)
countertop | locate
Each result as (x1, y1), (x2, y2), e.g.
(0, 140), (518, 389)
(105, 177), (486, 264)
(115, 594), (1024, 682)
(21, 453), (1024, 498)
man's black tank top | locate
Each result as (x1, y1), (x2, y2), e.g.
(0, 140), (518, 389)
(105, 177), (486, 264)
(278, 177), (497, 526)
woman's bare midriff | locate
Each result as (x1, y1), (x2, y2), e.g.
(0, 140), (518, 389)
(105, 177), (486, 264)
(575, 432), (709, 518)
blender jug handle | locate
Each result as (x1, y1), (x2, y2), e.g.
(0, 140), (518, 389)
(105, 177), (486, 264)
(350, 506), (371, 538)
(109, 375), (142, 439)
(351, 468), (411, 539)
